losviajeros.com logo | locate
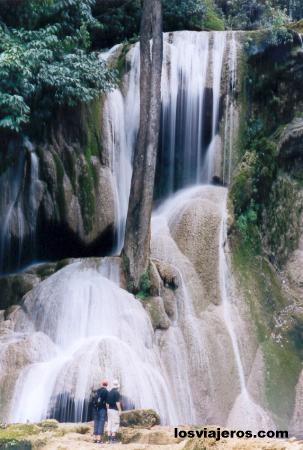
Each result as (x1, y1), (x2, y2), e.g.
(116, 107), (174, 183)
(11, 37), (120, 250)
(174, 427), (288, 441)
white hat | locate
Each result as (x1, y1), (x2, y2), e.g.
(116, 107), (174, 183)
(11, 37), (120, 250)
(113, 379), (120, 388)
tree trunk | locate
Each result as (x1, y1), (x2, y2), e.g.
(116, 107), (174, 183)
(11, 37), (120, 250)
(123, 0), (163, 292)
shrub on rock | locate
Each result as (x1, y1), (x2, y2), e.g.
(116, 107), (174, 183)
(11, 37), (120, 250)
(120, 409), (160, 428)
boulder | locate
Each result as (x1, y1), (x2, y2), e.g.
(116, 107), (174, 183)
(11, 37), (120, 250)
(120, 409), (160, 428)
(0, 260), (75, 310)
(0, 273), (40, 310)
(143, 296), (171, 331)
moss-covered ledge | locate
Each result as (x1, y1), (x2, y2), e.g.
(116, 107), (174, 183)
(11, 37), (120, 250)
(230, 236), (302, 428)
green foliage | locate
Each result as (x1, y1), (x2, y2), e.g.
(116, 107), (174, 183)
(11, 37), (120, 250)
(231, 239), (302, 426)
(0, 439), (32, 449)
(231, 36), (303, 264)
(245, 27), (293, 56)
(163, 0), (207, 31)
(94, 0), (220, 48)
(137, 270), (151, 299)
(220, 0), (289, 30)
(0, 0), (117, 133)
(93, 0), (141, 49)
(271, 0), (303, 20)
(231, 118), (279, 244)
(201, 0), (225, 30)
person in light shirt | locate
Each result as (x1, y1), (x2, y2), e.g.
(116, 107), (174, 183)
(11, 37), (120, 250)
(106, 380), (122, 444)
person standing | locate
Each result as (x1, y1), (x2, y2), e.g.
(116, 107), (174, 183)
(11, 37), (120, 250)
(106, 380), (122, 444)
(92, 379), (108, 443)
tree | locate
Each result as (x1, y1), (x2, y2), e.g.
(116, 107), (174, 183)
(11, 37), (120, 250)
(0, 0), (117, 133)
(123, 0), (163, 292)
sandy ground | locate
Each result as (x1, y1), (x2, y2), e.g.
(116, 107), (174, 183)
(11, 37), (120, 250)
(36, 425), (303, 450)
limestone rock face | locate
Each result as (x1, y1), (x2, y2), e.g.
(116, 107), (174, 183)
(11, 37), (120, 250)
(286, 211), (303, 293)
(262, 176), (303, 266)
(170, 188), (225, 307)
(0, 102), (117, 272)
(120, 409), (160, 428)
(151, 186), (260, 427)
(278, 117), (303, 160)
(38, 143), (116, 250)
(142, 297), (171, 331)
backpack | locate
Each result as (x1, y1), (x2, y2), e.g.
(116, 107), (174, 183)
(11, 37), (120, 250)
(92, 388), (107, 410)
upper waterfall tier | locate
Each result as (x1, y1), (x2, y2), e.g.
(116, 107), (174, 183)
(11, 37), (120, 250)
(0, 31), (240, 271)
(103, 31), (241, 252)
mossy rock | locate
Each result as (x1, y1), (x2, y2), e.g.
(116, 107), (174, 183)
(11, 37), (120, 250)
(0, 273), (40, 310)
(230, 237), (302, 426)
(120, 409), (160, 428)
(36, 419), (59, 430)
(0, 424), (40, 441)
(0, 439), (32, 449)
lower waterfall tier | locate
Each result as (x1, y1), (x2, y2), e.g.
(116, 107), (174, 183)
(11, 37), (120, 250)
(0, 186), (274, 429)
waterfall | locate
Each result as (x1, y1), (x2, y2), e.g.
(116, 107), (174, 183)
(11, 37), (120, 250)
(203, 32), (226, 183)
(1, 31), (274, 429)
(0, 143), (41, 273)
(104, 31), (237, 246)
(102, 44), (140, 254)
(160, 32), (210, 193)
(219, 196), (275, 430)
(223, 32), (238, 185)
(9, 260), (179, 424)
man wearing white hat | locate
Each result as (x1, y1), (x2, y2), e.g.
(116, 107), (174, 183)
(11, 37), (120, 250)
(106, 380), (122, 444)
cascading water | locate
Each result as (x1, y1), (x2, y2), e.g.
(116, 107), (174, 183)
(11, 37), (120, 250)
(104, 31), (237, 246)
(9, 260), (178, 424)
(0, 143), (41, 273)
(0, 30), (275, 430)
(102, 44), (140, 254)
(218, 195), (275, 430)
(203, 32), (226, 182)
(159, 32), (210, 194)
(223, 32), (238, 185)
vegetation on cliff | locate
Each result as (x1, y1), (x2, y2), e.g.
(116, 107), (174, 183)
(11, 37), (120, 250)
(0, 0), (117, 134)
(229, 25), (303, 426)
(230, 29), (303, 266)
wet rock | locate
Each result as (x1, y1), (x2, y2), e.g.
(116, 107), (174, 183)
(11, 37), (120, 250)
(290, 370), (303, 438)
(149, 261), (162, 296)
(153, 260), (179, 290)
(162, 288), (177, 320)
(171, 187), (226, 306)
(262, 176), (302, 266)
(278, 117), (303, 160)
(143, 297), (171, 331)
(120, 409), (160, 428)
(0, 273), (40, 310)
